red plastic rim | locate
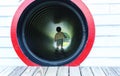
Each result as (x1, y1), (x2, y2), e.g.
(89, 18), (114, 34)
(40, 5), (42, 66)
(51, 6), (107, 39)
(11, 0), (95, 66)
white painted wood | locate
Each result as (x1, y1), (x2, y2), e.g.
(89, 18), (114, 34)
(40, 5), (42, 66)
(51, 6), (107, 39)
(57, 67), (68, 76)
(81, 58), (120, 66)
(0, 66), (17, 76)
(21, 67), (37, 76)
(80, 67), (93, 76)
(96, 26), (120, 36)
(70, 67), (81, 76)
(0, 7), (18, 16)
(33, 67), (43, 76)
(0, 48), (18, 57)
(94, 15), (120, 25)
(1, 67), (120, 76)
(0, 66), (8, 73)
(86, 4), (110, 15)
(0, 38), (13, 47)
(0, 58), (26, 66)
(0, 0), (23, 6)
(45, 67), (58, 76)
(102, 67), (119, 76)
(91, 67), (106, 76)
(112, 67), (120, 76)
(94, 37), (120, 47)
(0, 66), (120, 76)
(85, 3), (120, 15)
(0, 17), (12, 26)
(8, 66), (27, 76)
(82, 0), (120, 4)
(0, 27), (10, 37)
(42, 67), (48, 76)
(110, 4), (120, 14)
(88, 48), (120, 57)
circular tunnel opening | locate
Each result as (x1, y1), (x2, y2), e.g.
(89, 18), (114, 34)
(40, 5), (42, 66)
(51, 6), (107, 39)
(17, 0), (88, 65)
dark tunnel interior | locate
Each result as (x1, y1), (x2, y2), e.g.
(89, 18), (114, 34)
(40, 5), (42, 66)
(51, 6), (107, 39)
(17, 1), (88, 65)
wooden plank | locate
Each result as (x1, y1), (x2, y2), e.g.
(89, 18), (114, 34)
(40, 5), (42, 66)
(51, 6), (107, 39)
(111, 67), (120, 76)
(42, 67), (48, 76)
(96, 26), (120, 36)
(86, 3), (120, 15)
(0, 48), (18, 57)
(0, 66), (17, 76)
(81, 58), (120, 66)
(83, 0), (120, 4)
(0, 17), (12, 26)
(57, 66), (68, 76)
(88, 48), (120, 58)
(8, 66), (27, 76)
(101, 67), (119, 76)
(93, 15), (120, 25)
(86, 4), (110, 15)
(94, 37), (120, 47)
(70, 67), (80, 76)
(33, 67), (43, 76)
(110, 4), (120, 14)
(0, 38), (12, 47)
(0, 66), (120, 76)
(0, 66), (8, 73)
(45, 67), (58, 76)
(80, 67), (93, 76)
(90, 67), (106, 76)
(0, 0), (22, 6)
(0, 27), (10, 37)
(0, 58), (26, 66)
(0, 7), (18, 16)
(21, 67), (37, 76)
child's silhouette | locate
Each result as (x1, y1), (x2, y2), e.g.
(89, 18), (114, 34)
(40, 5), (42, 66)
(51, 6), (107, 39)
(54, 27), (65, 51)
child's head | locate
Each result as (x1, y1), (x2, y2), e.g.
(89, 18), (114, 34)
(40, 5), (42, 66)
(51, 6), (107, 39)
(56, 26), (61, 32)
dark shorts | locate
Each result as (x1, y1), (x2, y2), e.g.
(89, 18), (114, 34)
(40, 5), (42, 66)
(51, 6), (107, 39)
(56, 39), (63, 46)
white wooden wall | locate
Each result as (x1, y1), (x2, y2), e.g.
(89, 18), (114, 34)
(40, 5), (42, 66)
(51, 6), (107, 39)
(0, 0), (120, 66)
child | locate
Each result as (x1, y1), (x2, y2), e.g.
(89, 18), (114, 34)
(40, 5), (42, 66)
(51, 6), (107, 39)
(54, 27), (65, 50)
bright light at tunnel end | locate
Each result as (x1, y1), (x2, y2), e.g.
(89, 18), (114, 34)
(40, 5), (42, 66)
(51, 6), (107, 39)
(53, 40), (71, 51)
